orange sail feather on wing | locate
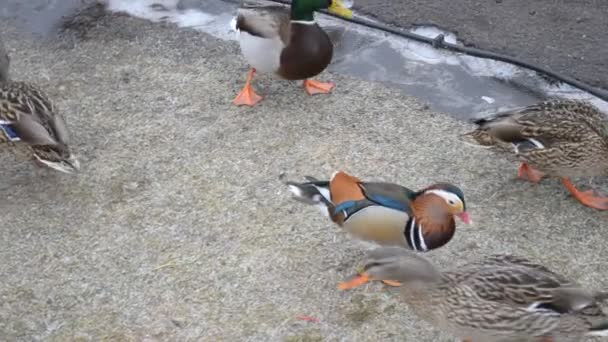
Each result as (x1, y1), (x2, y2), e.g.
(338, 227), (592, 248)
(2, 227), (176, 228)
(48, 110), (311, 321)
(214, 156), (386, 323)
(329, 171), (365, 205)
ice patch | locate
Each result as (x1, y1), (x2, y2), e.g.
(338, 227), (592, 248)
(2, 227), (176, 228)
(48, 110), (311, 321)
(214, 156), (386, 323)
(106, 0), (608, 116)
(481, 96), (495, 104)
(107, 0), (236, 40)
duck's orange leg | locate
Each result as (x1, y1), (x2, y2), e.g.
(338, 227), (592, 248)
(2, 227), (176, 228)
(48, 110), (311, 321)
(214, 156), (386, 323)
(517, 162), (544, 183)
(233, 68), (262, 106)
(338, 273), (370, 290)
(561, 178), (608, 210)
(338, 273), (402, 290)
(303, 79), (334, 95)
(381, 280), (402, 287)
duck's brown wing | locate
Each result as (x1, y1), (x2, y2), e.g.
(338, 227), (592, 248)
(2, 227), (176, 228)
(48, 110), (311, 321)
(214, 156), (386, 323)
(2, 82), (69, 147)
(450, 255), (607, 316)
(471, 100), (607, 150)
(236, 3), (290, 44)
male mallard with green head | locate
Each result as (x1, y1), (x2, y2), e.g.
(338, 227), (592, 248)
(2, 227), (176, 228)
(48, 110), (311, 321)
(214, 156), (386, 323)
(232, 0), (352, 106)
(0, 40), (79, 174)
(286, 171), (471, 286)
(340, 247), (608, 342)
(464, 100), (608, 210)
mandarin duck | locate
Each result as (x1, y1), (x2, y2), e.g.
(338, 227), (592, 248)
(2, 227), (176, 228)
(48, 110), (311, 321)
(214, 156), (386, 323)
(232, 0), (352, 106)
(464, 100), (608, 210)
(286, 171), (470, 252)
(339, 247), (608, 342)
(0, 40), (79, 173)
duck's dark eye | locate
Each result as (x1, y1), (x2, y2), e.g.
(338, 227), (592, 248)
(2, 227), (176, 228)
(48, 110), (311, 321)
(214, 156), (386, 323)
(448, 200), (455, 205)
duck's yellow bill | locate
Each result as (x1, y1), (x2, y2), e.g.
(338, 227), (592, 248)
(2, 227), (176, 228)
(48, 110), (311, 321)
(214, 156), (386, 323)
(328, 0), (353, 19)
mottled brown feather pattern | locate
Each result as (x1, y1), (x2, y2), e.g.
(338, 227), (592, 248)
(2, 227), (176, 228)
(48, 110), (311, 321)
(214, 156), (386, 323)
(467, 100), (608, 177)
(1, 81), (72, 163)
(362, 249), (608, 341)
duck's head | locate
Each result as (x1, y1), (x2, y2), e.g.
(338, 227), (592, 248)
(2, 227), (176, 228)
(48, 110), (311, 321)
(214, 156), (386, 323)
(291, 0), (353, 21)
(415, 183), (471, 225)
(32, 145), (80, 174)
(362, 247), (441, 284)
(338, 247), (441, 290)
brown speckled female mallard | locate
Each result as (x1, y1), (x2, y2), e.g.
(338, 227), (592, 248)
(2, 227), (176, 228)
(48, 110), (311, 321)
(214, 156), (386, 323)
(340, 247), (608, 342)
(232, 0), (352, 106)
(0, 40), (79, 173)
(464, 100), (608, 210)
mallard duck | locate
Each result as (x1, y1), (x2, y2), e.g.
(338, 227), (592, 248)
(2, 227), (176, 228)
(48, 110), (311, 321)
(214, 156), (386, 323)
(339, 247), (608, 342)
(232, 0), (353, 106)
(286, 170), (470, 251)
(464, 100), (608, 210)
(0, 41), (79, 174)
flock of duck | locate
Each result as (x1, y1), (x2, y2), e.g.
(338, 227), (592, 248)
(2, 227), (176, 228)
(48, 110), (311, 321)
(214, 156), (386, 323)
(1, 0), (608, 341)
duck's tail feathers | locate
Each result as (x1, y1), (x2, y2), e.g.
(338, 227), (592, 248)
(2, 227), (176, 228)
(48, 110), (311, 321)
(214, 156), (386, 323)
(285, 178), (333, 217)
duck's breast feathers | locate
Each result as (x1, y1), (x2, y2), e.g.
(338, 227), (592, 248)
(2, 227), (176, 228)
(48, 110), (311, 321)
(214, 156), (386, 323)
(236, 4), (290, 42)
(278, 23), (333, 80)
(341, 205), (410, 247)
(406, 217), (455, 251)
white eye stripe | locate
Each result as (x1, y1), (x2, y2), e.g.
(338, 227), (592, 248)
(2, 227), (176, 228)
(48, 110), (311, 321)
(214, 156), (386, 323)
(425, 189), (462, 207)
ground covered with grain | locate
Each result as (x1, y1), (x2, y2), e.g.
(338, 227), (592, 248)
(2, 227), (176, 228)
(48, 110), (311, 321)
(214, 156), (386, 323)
(1, 10), (607, 342)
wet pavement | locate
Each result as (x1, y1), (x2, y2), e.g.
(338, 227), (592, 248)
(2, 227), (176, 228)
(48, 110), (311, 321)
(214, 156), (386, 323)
(354, 0), (608, 92)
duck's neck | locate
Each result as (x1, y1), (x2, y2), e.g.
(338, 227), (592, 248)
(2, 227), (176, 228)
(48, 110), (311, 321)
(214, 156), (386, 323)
(405, 197), (456, 251)
(290, 1), (316, 23)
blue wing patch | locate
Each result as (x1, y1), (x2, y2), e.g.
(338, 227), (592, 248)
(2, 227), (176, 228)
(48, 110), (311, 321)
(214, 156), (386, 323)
(368, 194), (407, 211)
(0, 123), (20, 142)
(333, 200), (358, 216)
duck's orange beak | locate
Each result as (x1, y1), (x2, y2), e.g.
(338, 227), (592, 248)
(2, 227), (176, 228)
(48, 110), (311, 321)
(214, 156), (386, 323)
(456, 212), (471, 224)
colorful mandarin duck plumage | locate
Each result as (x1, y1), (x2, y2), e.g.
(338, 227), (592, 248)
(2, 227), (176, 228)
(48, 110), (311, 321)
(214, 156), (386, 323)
(286, 171), (470, 252)
(232, 0), (352, 106)
(340, 247), (608, 342)
(0, 39), (79, 174)
(464, 99), (608, 210)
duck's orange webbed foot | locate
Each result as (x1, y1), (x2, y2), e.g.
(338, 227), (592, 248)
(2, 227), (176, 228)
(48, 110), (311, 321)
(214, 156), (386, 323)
(303, 79), (334, 95)
(233, 68), (262, 106)
(561, 178), (608, 210)
(338, 273), (370, 290)
(517, 162), (544, 183)
(338, 273), (402, 290)
(381, 280), (402, 287)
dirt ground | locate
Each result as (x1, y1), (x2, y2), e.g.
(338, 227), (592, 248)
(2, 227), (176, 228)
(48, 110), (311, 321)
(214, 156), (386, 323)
(1, 9), (607, 342)
(354, 0), (608, 93)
